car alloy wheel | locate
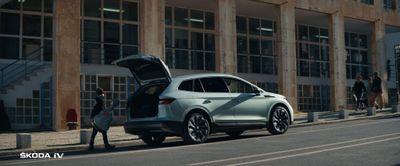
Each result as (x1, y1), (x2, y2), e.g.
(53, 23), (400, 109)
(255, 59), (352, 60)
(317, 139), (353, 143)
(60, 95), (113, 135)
(267, 106), (289, 135)
(140, 135), (166, 146)
(183, 113), (210, 144)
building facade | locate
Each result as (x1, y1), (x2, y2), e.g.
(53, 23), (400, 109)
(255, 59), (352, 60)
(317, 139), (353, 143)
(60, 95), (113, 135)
(0, 0), (400, 130)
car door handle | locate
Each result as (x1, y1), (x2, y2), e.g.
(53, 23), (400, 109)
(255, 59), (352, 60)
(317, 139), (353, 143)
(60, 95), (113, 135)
(264, 95), (274, 98)
(203, 100), (211, 104)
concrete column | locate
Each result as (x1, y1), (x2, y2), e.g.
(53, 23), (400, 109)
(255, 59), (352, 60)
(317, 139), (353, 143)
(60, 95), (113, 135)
(53, 0), (81, 131)
(215, 0), (237, 74)
(139, 0), (165, 59)
(371, 19), (388, 105)
(328, 11), (347, 112)
(277, 1), (297, 112)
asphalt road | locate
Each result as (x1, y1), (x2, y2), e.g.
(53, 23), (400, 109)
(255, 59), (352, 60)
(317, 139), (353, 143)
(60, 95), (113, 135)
(1, 116), (400, 166)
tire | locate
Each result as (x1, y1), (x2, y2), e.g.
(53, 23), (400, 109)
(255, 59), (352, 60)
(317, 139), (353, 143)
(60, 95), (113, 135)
(267, 106), (290, 135)
(182, 112), (210, 144)
(225, 131), (244, 138)
(140, 135), (166, 146)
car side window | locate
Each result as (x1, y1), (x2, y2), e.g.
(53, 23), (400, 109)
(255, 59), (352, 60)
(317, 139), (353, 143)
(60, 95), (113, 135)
(200, 77), (229, 93)
(194, 79), (204, 92)
(224, 78), (253, 93)
(178, 80), (193, 91)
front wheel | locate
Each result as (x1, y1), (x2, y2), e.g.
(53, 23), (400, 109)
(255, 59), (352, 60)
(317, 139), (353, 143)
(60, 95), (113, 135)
(182, 113), (210, 144)
(140, 135), (166, 146)
(267, 106), (290, 135)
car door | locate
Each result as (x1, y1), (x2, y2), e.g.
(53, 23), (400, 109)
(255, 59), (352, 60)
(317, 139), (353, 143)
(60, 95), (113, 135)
(224, 78), (267, 125)
(199, 77), (236, 126)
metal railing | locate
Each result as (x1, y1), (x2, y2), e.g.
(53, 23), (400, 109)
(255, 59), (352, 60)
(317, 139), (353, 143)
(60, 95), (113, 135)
(0, 47), (45, 89)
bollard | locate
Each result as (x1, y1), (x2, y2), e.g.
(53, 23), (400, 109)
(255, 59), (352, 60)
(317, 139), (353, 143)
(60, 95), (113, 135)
(16, 133), (31, 149)
(339, 109), (349, 119)
(367, 107), (376, 116)
(80, 129), (92, 144)
(391, 105), (400, 113)
(307, 112), (319, 122)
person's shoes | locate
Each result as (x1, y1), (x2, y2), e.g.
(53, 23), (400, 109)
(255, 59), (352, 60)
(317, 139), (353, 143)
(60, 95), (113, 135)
(105, 144), (115, 151)
(88, 145), (94, 150)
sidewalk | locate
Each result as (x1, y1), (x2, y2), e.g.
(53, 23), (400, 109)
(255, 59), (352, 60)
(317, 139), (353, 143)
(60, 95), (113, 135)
(0, 108), (399, 158)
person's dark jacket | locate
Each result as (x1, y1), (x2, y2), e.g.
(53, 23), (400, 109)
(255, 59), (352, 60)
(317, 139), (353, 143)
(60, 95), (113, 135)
(371, 77), (382, 93)
(352, 81), (366, 94)
(90, 95), (105, 119)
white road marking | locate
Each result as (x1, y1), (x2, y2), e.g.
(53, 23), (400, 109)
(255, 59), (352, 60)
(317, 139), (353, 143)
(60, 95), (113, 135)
(1, 118), (399, 165)
(227, 136), (400, 166)
(188, 132), (400, 166)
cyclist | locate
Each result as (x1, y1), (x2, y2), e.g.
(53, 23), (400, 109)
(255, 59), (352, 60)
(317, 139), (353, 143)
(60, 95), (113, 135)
(352, 75), (367, 110)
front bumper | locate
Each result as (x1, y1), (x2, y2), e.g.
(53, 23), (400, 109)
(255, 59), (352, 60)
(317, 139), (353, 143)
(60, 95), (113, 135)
(124, 120), (182, 136)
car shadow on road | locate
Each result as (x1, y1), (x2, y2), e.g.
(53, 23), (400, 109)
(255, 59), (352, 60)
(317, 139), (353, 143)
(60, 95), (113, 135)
(57, 132), (271, 157)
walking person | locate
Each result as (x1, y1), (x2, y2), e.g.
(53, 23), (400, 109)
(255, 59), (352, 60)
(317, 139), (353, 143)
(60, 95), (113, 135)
(369, 72), (384, 109)
(352, 74), (367, 110)
(89, 88), (115, 150)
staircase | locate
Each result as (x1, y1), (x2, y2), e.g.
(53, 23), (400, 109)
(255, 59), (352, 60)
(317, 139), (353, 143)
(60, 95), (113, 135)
(0, 47), (49, 93)
(0, 46), (52, 106)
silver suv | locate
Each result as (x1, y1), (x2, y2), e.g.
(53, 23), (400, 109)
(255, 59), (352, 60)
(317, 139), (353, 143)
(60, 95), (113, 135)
(113, 54), (294, 145)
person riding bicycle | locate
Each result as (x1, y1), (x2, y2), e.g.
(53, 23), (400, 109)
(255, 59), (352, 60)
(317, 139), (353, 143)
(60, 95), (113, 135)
(352, 75), (367, 110)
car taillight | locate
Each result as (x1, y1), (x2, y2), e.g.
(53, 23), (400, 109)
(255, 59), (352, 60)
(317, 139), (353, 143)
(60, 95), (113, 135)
(159, 98), (176, 105)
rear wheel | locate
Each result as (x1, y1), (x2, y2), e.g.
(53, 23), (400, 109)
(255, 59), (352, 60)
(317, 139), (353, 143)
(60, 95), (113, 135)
(225, 131), (244, 138)
(267, 106), (290, 135)
(140, 135), (166, 146)
(182, 113), (210, 144)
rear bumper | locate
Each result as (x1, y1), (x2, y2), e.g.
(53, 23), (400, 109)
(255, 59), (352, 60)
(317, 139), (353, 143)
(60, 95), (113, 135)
(124, 120), (182, 136)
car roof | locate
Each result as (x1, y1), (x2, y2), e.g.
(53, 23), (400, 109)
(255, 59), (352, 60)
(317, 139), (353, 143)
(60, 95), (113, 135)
(172, 73), (238, 82)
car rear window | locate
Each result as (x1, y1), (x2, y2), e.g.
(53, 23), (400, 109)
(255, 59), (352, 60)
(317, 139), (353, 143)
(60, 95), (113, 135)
(200, 77), (229, 93)
(178, 79), (205, 92)
(178, 80), (193, 91)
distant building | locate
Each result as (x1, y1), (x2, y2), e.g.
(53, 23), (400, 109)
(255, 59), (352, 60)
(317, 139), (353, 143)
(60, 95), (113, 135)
(0, 0), (400, 130)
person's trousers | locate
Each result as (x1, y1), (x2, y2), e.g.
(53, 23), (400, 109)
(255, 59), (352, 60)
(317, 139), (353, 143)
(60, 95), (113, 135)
(89, 126), (110, 147)
(369, 91), (384, 108)
(354, 93), (363, 107)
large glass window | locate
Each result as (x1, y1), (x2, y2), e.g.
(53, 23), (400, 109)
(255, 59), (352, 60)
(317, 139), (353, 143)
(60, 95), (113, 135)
(165, 6), (215, 71)
(236, 16), (247, 34)
(297, 85), (330, 112)
(344, 32), (370, 79)
(398, 0), (400, 12)
(123, 1), (137, 21)
(383, 0), (394, 10)
(236, 16), (276, 75)
(174, 8), (188, 27)
(81, 0), (139, 64)
(0, 0), (53, 60)
(84, 0), (101, 17)
(296, 25), (329, 78)
(0, 37), (19, 59)
(84, 20), (101, 42)
(360, 0), (374, 5)
(0, 12), (19, 35)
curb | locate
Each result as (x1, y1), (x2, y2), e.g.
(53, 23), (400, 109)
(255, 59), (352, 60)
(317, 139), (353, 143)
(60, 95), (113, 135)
(0, 112), (399, 159)
(291, 112), (400, 128)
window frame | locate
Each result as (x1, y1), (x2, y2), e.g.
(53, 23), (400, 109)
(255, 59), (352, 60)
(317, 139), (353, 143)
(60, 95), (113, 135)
(81, 0), (140, 64)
